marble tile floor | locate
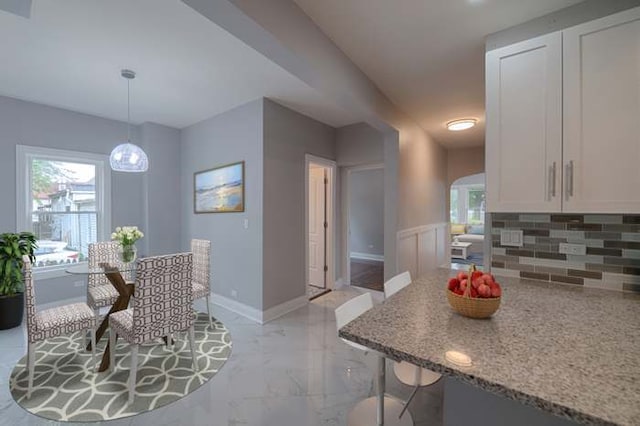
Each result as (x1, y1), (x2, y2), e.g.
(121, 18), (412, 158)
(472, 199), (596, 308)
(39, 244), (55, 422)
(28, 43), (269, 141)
(0, 288), (443, 426)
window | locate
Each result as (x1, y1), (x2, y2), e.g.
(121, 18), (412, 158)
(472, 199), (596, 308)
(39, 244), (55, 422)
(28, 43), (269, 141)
(17, 146), (111, 278)
(450, 185), (485, 225)
(467, 188), (485, 224)
(450, 188), (460, 223)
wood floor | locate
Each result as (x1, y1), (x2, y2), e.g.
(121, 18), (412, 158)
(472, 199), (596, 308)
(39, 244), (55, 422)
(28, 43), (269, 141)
(350, 259), (384, 292)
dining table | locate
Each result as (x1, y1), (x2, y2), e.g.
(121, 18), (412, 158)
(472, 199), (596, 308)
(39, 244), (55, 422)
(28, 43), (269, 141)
(66, 262), (137, 372)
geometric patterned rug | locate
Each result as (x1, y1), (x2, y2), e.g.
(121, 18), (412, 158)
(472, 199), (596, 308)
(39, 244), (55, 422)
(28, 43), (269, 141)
(9, 312), (232, 422)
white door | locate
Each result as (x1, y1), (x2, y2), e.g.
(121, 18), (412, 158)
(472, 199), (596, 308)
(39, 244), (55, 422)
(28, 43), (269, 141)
(563, 7), (640, 213)
(485, 32), (562, 212)
(308, 166), (326, 288)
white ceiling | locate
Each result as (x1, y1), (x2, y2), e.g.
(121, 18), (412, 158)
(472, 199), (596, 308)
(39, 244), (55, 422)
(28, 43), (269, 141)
(293, 0), (584, 148)
(0, 0), (359, 129)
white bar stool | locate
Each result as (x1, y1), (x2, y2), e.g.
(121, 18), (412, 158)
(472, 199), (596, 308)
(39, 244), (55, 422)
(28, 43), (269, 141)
(336, 292), (413, 426)
(384, 272), (442, 419)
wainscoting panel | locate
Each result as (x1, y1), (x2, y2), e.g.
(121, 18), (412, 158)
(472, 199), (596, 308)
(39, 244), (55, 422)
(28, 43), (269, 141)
(397, 223), (449, 279)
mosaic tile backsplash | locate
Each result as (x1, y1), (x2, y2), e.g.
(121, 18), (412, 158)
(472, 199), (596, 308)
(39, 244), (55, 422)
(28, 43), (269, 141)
(490, 213), (640, 292)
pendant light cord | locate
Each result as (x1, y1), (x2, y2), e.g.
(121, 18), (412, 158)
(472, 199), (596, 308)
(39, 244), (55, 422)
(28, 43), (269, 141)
(127, 77), (131, 143)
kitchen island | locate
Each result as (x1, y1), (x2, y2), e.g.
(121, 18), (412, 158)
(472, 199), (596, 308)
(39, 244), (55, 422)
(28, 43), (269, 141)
(339, 269), (640, 425)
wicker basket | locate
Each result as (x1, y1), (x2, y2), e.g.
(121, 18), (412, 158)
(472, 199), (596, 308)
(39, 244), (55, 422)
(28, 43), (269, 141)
(447, 289), (501, 319)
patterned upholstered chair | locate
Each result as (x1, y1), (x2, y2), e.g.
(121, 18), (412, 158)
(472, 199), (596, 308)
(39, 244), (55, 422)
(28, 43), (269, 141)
(23, 256), (96, 399)
(87, 241), (133, 318)
(191, 239), (212, 327)
(109, 252), (197, 404)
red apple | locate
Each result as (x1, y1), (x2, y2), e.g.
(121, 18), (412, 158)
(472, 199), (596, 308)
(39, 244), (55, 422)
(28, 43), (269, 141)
(459, 279), (468, 292)
(470, 286), (479, 298)
(471, 270), (483, 282)
(472, 276), (485, 289)
(482, 274), (495, 285)
(491, 283), (502, 298)
(448, 278), (460, 291)
(478, 283), (491, 298)
(456, 272), (468, 281)
(453, 287), (464, 296)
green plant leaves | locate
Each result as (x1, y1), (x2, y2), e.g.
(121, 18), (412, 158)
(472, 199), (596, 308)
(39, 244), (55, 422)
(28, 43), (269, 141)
(0, 232), (38, 296)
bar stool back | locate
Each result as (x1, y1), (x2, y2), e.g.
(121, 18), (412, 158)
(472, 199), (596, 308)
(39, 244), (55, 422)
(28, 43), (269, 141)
(384, 271), (442, 419)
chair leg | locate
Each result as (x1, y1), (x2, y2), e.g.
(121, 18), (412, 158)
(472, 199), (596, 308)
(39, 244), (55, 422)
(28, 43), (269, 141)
(108, 329), (116, 373)
(399, 384), (420, 419)
(166, 333), (173, 350)
(90, 328), (97, 371)
(128, 344), (138, 405)
(206, 295), (212, 328)
(27, 342), (35, 399)
(188, 325), (198, 371)
(399, 366), (423, 419)
(82, 330), (87, 349)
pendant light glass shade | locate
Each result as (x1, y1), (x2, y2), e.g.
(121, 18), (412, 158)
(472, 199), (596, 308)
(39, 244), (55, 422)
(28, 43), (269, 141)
(110, 142), (149, 172)
(110, 69), (149, 173)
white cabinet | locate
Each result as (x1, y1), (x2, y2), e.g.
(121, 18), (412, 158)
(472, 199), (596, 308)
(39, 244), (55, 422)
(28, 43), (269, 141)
(486, 7), (640, 213)
(563, 8), (640, 213)
(486, 33), (562, 212)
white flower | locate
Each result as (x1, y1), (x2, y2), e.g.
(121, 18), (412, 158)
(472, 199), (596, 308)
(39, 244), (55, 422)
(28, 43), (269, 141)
(112, 225), (144, 245)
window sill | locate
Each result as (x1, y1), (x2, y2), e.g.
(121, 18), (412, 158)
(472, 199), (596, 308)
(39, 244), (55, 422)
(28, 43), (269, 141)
(34, 262), (88, 280)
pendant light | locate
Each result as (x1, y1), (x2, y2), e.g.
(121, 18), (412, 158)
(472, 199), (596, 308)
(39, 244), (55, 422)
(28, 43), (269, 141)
(110, 69), (149, 172)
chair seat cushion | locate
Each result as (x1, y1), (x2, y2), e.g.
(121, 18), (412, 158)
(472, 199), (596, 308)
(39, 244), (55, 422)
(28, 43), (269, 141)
(109, 308), (135, 343)
(193, 282), (209, 300)
(393, 361), (441, 387)
(33, 303), (95, 342)
(88, 284), (120, 309)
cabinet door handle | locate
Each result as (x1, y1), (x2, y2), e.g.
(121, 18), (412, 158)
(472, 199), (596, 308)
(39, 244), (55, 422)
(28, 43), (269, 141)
(549, 161), (557, 198)
(565, 161), (574, 199)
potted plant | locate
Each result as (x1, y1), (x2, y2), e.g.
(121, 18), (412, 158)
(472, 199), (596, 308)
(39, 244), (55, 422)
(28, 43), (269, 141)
(0, 232), (37, 330)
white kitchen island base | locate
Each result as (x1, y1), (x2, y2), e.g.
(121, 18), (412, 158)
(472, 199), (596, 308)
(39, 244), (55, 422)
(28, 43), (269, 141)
(444, 378), (578, 425)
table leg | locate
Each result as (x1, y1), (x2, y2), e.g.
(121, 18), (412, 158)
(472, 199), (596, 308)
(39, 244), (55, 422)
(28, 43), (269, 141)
(91, 272), (133, 372)
(377, 355), (385, 426)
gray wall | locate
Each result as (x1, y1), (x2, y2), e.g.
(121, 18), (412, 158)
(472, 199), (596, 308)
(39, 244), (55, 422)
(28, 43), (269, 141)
(140, 123), (182, 257)
(349, 168), (384, 257)
(262, 99), (336, 310)
(184, 0), (442, 274)
(336, 123), (384, 167)
(0, 95), (180, 303)
(180, 99), (264, 310)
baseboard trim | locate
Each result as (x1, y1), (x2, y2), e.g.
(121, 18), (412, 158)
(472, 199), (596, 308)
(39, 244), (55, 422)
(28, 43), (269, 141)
(211, 293), (263, 324)
(350, 252), (384, 262)
(211, 293), (308, 324)
(262, 294), (308, 323)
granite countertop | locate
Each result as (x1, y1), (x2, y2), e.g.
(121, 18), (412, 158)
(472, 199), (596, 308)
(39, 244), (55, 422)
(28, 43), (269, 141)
(339, 269), (640, 426)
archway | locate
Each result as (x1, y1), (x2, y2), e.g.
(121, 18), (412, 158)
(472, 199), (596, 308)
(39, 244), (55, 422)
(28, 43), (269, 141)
(450, 172), (485, 269)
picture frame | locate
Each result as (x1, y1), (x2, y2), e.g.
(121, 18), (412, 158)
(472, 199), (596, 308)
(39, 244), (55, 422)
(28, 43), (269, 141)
(194, 161), (245, 213)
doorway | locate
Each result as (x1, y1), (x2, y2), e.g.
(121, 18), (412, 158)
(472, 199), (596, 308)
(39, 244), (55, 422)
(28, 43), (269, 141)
(305, 155), (336, 300)
(346, 165), (384, 292)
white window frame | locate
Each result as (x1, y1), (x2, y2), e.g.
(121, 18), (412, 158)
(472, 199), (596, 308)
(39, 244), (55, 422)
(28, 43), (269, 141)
(16, 145), (112, 279)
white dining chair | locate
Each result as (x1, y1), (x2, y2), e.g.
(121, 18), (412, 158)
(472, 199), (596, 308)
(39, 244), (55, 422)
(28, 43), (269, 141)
(384, 271), (442, 419)
(336, 292), (413, 426)
(23, 256), (97, 399)
(109, 252), (197, 404)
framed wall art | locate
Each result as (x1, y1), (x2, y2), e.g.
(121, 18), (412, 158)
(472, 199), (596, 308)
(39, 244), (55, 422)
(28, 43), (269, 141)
(194, 161), (245, 213)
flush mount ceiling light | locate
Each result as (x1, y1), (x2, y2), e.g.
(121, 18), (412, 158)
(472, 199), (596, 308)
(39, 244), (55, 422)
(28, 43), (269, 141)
(110, 69), (149, 172)
(447, 118), (477, 131)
